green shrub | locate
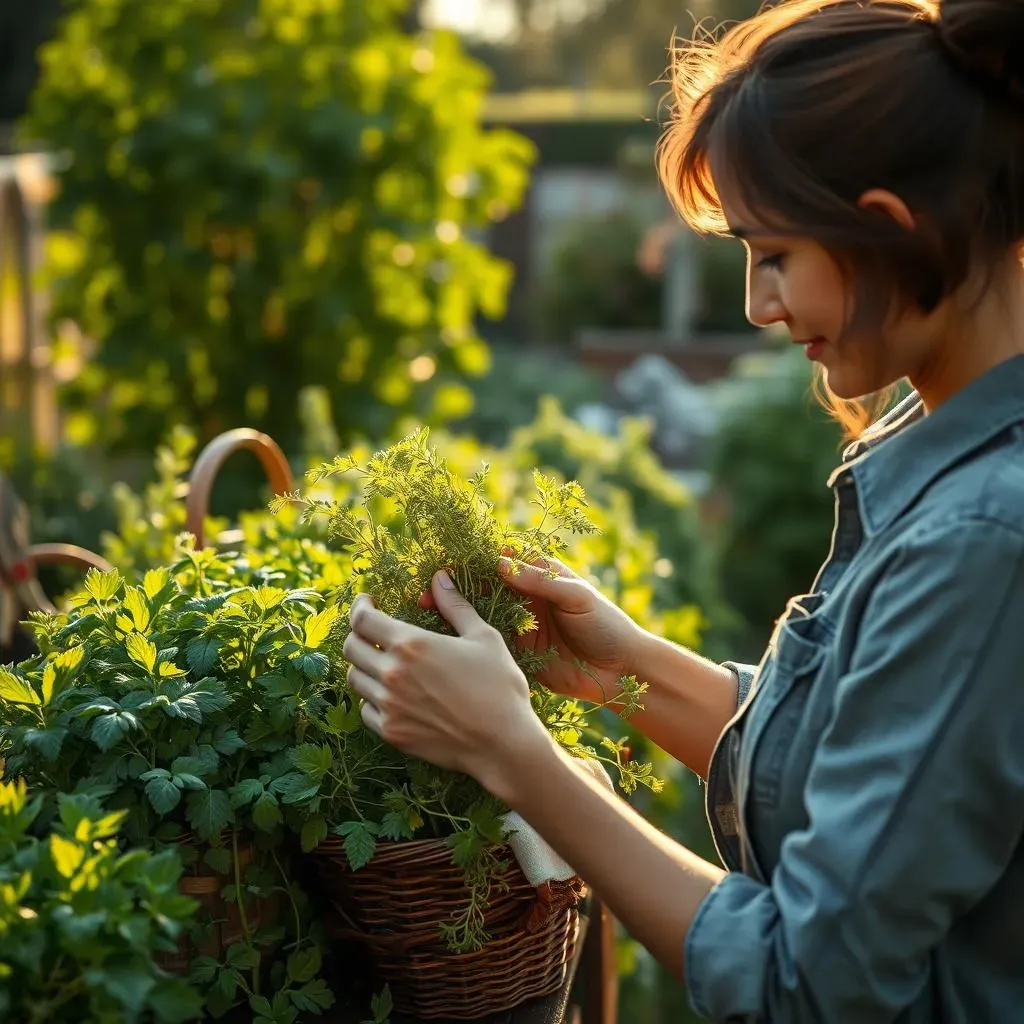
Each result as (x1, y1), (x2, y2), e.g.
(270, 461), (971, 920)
(0, 778), (202, 1023)
(537, 212), (663, 343)
(21, 0), (534, 454)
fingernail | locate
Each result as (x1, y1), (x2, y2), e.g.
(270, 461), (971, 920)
(498, 557), (512, 574)
(437, 570), (455, 590)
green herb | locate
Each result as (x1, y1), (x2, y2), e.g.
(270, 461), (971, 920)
(0, 778), (202, 1023)
(276, 429), (663, 951)
(0, 556), (334, 1020)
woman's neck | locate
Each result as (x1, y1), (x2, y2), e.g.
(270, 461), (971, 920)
(911, 259), (1024, 412)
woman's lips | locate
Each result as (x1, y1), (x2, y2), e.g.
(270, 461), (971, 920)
(795, 337), (827, 361)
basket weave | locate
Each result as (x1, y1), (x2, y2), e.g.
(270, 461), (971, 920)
(312, 836), (586, 1019)
(158, 843), (271, 974)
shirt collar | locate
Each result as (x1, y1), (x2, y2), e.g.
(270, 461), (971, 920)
(828, 354), (1024, 537)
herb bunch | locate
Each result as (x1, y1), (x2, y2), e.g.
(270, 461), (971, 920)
(0, 552), (335, 1021)
(0, 778), (202, 1023)
(275, 429), (663, 951)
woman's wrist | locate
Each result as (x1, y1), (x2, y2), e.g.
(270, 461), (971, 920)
(472, 709), (559, 808)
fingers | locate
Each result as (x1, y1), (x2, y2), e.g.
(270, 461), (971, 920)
(347, 664), (387, 708)
(498, 557), (591, 613)
(343, 631), (389, 676)
(431, 570), (488, 637)
(350, 594), (410, 649)
(358, 688), (386, 737)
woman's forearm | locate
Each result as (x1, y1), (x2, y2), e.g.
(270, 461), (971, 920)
(623, 630), (739, 779)
(480, 725), (726, 981)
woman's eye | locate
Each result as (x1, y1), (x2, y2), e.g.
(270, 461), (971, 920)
(757, 253), (785, 271)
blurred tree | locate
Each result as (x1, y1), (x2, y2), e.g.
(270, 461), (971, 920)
(20, 0), (535, 454)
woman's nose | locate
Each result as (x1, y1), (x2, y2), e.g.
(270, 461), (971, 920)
(745, 261), (787, 328)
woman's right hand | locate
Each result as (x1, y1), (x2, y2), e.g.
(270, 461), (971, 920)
(494, 554), (644, 705)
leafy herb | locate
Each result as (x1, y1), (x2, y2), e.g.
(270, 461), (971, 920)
(1, 555), (335, 1019)
(0, 778), (202, 1023)
(277, 429), (663, 950)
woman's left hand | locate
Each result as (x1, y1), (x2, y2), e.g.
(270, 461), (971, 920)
(344, 569), (546, 783)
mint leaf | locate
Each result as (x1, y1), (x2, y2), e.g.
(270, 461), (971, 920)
(186, 789), (232, 841)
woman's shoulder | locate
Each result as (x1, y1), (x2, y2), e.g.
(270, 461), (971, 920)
(914, 427), (1024, 539)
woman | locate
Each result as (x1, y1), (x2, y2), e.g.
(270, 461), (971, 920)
(342, 0), (1024, 1019)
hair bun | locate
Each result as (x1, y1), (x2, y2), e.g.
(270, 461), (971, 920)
(936, 0), (1024, 106)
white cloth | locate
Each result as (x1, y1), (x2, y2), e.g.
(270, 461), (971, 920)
(500, 756), (614, 886)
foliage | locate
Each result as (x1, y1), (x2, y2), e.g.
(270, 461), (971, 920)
(275, 429), (664, 952)
(0, 560), (334, 1020)
(508, 396), (717, 632)
(705, 347), (844, 657)
(452, 341), (609, 448)
(0, 777), (202, 1023)
(21, 0), (534, 454)
(695, 234), (752, 334)
(537, 211), (662, 343)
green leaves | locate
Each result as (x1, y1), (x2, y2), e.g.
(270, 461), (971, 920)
(91, 711), (139, 751)
(0, 669), (41, 707)
(142, 771), (182, 814)
(126, 632), (158, 673)
(302, 605), (339, 649)
(185, 789), (233, 841)
(333, 820), (378, 871)
(0, 780), (200, 1023)
(83, 568), (123, 602)
(185, 636), (221, 675)
(290, 743), (332, 783)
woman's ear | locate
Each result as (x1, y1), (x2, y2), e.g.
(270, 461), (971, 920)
(857, 188), (916, 231)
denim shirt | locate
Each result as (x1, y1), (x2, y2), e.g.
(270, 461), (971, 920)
(686, 355), (1024, 1023)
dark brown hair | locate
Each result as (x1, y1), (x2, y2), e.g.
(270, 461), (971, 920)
(658, 0), (1024, 436)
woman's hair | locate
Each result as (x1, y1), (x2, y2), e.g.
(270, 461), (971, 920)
(658, 0), (1024, 437)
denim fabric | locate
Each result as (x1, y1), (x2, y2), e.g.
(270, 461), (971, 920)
(688, 355), (1024, 1022)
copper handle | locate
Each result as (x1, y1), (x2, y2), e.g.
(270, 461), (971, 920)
(185, 429), (293, 548)
(18, 544), (115, 615)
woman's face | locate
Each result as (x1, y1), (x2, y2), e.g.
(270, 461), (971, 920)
(732, 222), (925, 400)
(720, 189), (961, 405)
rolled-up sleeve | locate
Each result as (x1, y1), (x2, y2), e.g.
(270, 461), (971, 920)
(723, 661), (759, 708)
(686, 517), (1024, 1022)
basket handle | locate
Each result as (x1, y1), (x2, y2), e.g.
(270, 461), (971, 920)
(185, 429), (293, 548)
(13, 544), (115, 616)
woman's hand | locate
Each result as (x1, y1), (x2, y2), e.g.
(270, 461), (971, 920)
(344, 570), (548, 781)
(493, 554), (645, 705)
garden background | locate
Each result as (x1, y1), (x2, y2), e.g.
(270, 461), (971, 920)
(1, 1), (847, 1020)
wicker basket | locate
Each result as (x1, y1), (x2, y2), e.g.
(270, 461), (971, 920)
(158, 842), (273, 974)
(312, 836), (586, 1019)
